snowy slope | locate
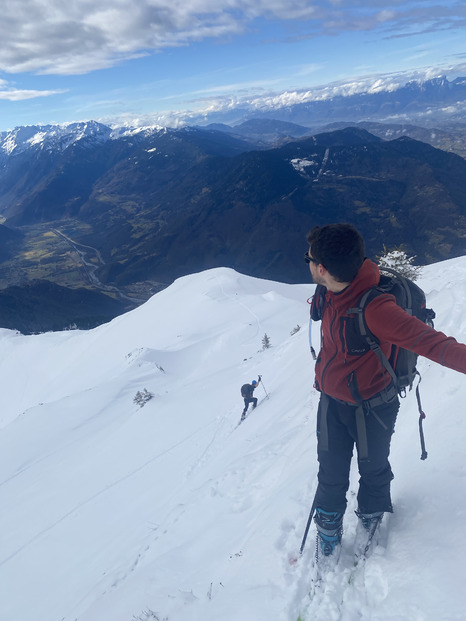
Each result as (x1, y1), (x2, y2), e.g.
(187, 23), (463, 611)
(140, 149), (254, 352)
(0, 261), (465, 621)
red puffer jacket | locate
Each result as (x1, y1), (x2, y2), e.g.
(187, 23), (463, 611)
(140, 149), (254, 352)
(314, 259), (466, 403)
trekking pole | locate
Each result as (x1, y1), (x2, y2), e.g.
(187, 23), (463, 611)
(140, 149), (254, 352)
(299, 497), (316, 555)
(419, 412), (428, 460)
(258, 375), (269, 398)
(416, 377), (428, 460)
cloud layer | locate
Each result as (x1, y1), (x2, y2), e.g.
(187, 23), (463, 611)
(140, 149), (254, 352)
(0, 0), (462, 76)
(101, 63), (466, 129)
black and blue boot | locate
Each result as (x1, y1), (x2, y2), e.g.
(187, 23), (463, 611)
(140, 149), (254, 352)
(314, 508), (343, 560)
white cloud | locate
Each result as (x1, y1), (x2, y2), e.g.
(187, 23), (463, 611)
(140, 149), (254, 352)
(0, 83), (65, 101)
(183, 72), (411, 113)
(0, 0), (462, 76)
(98, 64), (463, 129)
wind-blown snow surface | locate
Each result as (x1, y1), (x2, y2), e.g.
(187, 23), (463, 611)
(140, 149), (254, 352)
(0, 260), (465, 621)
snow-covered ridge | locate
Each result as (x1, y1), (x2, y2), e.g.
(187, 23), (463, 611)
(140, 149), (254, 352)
(0, 121), (167, 157)
(108, 124), (166, 140)
(0, 121), (110, 156)
(1, 260), (466, 620)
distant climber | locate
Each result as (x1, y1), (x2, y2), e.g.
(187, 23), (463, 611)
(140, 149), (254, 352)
(240, 376), (261, 421)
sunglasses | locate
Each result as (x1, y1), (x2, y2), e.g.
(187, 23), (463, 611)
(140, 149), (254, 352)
(304, 252), (319, 265)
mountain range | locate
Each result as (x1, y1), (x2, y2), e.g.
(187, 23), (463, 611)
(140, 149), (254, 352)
(1, 76), (466, 332)
(192, 75), (466, 127)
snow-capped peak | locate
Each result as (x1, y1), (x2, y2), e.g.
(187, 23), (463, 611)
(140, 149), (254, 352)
(0, 121), (112, 157)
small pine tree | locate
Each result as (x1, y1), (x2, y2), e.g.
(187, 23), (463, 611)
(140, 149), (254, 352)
(262, 333), (271, 349)
(133, 388), (154, 408)
(377, 245), (422, 281)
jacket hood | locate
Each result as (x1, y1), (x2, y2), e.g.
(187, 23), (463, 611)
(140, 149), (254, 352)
(327, 258), (380, 309)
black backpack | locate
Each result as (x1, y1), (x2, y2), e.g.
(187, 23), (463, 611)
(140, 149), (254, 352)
(241, 383), (252, 398)
(348, 267), (435, 394)
(311, 266), (436, 459)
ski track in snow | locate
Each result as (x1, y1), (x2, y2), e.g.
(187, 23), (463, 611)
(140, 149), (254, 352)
(0, 261), (466, 620)
(0, 413), (219, 568)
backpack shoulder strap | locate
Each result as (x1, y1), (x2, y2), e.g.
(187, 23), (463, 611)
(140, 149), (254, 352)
(310, 284), (327, 321)
(308, 284), (327, 359)
(347, 287), (399, 394)
(347, 286), (383, 342)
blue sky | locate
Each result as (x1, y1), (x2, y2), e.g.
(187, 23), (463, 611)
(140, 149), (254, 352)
(0, 0), (465, 131)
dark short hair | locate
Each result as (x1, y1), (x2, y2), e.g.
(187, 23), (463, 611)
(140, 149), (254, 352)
(306, 223), (365, 282)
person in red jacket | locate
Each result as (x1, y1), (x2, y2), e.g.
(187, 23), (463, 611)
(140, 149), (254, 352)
(305, 223), (466, 559)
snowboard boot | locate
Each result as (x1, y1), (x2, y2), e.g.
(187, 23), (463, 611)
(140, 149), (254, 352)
(314, 508), (343, 559)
